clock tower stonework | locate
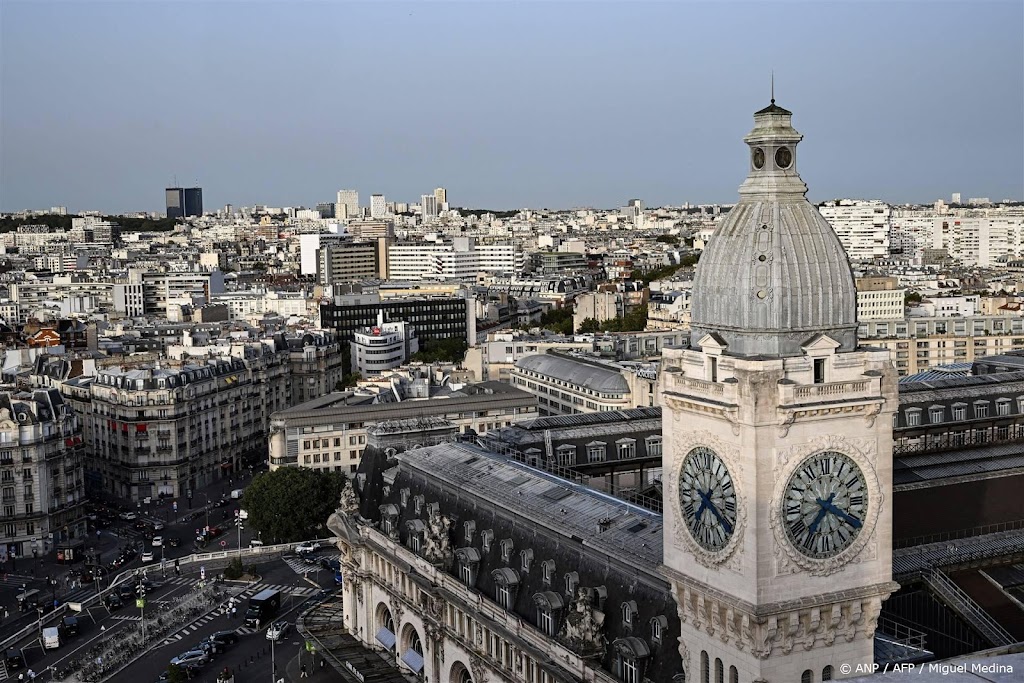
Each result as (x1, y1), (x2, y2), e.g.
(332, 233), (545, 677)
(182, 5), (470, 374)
(660, 101), (899, 683)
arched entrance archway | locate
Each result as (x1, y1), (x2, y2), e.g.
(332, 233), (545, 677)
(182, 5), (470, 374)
(373, 603), (396, 652)
(400, 624), (425, 676)
(450, 661), (473, 683)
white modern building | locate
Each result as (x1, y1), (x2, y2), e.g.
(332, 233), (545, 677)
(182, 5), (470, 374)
(818, 199), (891, 261)
(352, 319), (420, 378)
(336, 189), (359, 219)
(370, 194), (387, 219)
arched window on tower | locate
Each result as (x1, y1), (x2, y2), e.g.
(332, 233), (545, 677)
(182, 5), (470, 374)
(822, 665), (833, 681)
(801, 670), (813, 683)
(715, 658), (724, 683)
(701, 652), (709, 683)
(729, 665), (738, 683)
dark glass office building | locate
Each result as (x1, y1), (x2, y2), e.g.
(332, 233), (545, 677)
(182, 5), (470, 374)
(320, 296), (474, 344)
(165, 187), (203, 218)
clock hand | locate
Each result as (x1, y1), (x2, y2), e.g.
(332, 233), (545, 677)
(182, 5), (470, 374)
(697, 489), (733, 534)
(808, 495), (832, 536)
(819, 499), (863, 529)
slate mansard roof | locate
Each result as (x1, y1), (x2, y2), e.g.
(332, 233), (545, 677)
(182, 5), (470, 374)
(514, 352), (630, 394)
(353, 442), (683, 681)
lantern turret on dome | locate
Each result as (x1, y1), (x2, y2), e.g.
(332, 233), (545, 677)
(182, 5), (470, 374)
(689, 101), (858, 357)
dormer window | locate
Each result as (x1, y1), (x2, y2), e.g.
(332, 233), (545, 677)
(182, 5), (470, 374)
(500, 539), (513, 563)
(564, 571), (579, 597)
(481, 529), (494, 553)
(400, 488), (410, 507)
(491, 568), (520, 611)
(974, 400), (990, 418)
(532, 591), (565, 637)
(645, 436), (663, 458)
(413, 495), (424, 514)
(997, 398), (1011, 416)
(464, 520), (476, 544)
(455, 547), (481, 587)
(520, 548), (533, 573)
(929, 405), (944, 423)
(906, 408), (922, 427)
(650, 616), (668, 644)
(405, 520), (425, 553)
(541, 560), (555, 586)
(622, 600), (637, 627)
(953, 403), (967, 421)
(379, 504), (399, 538)
(426, 501), (439, 519)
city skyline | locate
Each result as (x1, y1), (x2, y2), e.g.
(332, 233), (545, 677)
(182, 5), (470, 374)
(1, 1), (1022, 214)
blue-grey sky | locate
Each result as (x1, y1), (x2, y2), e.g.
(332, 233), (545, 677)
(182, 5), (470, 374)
(2, 0), (1022, 213)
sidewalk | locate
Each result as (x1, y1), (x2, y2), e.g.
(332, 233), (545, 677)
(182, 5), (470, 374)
(285, 650), (342, 683)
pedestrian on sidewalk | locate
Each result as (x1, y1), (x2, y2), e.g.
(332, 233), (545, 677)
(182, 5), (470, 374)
(300, 663), (308, 678)
(320, 657), (325, 670)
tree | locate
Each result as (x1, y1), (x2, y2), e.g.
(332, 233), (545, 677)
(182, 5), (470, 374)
(411, 337), (469, 363)
(166, 664), (188, 683)
(539, 307), (573, 335)
(655, 234), (680, 245)
(244, 468), (347, 544)
(600, 305), (648, 333)
(905, 291), (922, 305)
(577, 317), (601, 334)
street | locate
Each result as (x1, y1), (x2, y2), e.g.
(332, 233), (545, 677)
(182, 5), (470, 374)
(1, 473), (262, 645)
(0, 553), (340, 682)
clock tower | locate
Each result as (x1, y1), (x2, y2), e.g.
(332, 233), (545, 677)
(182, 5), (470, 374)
(661, 100), (898, 683)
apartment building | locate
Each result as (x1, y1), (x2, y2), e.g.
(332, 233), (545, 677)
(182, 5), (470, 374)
(860, 314), (1024, 376)
(387, 238), (522, 281)
(267, 382), (538, 473)
(317, 240), (382, 285)
(856, 276), (906, 321)
(0, 389), (87, 558)
(818, 199), (891, 260)
(74, 353), (283, 502)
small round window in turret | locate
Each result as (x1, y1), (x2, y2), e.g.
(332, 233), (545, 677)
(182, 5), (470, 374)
(775, 146), (793, 169)
(756, 290), (767, 299)
(752, 147), (765, 169)
(758, 255), (767, 262)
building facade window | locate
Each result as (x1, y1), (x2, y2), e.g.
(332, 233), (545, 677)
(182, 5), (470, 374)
(587, 442), (606, 463)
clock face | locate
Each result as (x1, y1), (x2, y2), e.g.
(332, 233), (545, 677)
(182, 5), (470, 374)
(679, 447), (737, 552)
(752, 147), (765, 170)
(775, 146), (793, 169)
(783, 452), (867, 559)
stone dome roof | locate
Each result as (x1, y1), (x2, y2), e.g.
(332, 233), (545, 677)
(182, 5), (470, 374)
(689, 103), (858, 357)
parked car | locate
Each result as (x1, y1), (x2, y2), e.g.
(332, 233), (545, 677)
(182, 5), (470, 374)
(119, 511), (139, 521)
(4, 648), (26, 670)
(152, 521), (165, 531)
(141, 551), (155, 563)
(170, 650), (209, 667)
(151, 536), (163, 547)
(266, 620), (290, 641)
(205, 631), (240, 648)
(157, 664), (201, 682)
(295, 541), (320, 555)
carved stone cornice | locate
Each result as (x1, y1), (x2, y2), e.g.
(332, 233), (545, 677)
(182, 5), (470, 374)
(666, 570), (896, 659)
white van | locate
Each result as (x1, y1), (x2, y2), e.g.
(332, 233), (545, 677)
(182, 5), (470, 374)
(230, 489), (245, 499)
(249, 539), (264, 548)
(43, 626), (61, 649)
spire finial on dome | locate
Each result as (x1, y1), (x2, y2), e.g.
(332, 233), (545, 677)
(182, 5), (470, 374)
(771, 70), (775, 105)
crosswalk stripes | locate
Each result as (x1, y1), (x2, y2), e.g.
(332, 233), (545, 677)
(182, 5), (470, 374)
(282, 553), (340, 575)
(0, 660), (8, 681)
(111, 614), (142, 621)
(239, 582), (321, 598)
